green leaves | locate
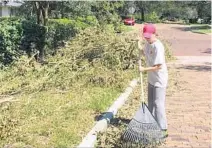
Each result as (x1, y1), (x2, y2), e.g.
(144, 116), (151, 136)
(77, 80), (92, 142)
(145, 11), (160, 23)
(0, 16), (98, 66)
(0, 18), (23, 66)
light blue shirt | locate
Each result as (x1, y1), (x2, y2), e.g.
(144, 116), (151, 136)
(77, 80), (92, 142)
(144, 39), (168, 88)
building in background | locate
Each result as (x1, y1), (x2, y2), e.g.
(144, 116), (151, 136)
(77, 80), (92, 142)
(0, 1), (22, 17)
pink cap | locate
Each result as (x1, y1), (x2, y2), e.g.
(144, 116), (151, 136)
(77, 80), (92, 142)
(143, 24), (156, 38)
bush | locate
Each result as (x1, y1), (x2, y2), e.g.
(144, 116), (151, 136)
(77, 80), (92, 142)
(0, 17), (22, 23)
(83, 15), (99, 26)
(0, 18), (23, 66)
(47, 19), (77, 52)
(134, 14), (142, 22)
(21, 17), (94, 58)
(0, 16), (98, 66)
(145, 11), (160, 23)
(20, 20), (47, 59)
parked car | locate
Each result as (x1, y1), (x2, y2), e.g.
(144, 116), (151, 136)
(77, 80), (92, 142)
(124, 18), (135, 26)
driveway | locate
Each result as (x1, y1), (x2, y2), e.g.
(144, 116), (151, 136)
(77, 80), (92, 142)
(135, 23), (211, 56)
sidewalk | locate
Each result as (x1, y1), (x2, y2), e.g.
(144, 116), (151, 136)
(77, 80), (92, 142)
(161, 58), (211, 148)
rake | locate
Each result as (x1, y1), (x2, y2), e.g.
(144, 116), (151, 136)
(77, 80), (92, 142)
(121, 72), (164, 147)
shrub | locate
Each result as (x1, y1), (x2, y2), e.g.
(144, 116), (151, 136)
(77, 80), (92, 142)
(47, 19), (77, 52)
(0, 17), (21, 23)
(0, 16), (98, 65)
(145, 11), (161, 23)
(21, 17), (94, 57)
(20, 20), (47, 58)
(0, 18), (23, 66)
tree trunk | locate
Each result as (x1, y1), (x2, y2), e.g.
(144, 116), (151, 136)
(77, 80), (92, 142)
(41, 1), (49, 26)
(34, 1), (49, 62)
(61, 2), (65, 18)
(40, 2), (49, 62)
(140, 2), (145, 22)
(34, 1), (49, 26)
(35, 2), (43, 25)
(141, 8), (145, 21)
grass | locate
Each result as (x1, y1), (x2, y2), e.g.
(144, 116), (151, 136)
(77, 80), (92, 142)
(105, 24), (135, 33)
(0, 69), (137, 148)
(190, 24), (211, 34)
(120, 25), (135, 32)
(0, 80), (132, 148)
(191, 29), (211, 34)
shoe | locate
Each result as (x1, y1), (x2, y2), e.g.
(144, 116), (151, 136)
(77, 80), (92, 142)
(162, 129), (168, 138)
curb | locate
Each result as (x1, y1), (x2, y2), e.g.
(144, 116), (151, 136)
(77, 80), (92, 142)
(77, 79), (138, 148)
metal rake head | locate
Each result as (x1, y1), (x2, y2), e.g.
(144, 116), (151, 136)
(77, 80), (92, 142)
(121, 119), (164, 144)
(120, 103), (165, 147)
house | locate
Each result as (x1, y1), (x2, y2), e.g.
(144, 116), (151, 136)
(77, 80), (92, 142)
(0, 1), (22, 17)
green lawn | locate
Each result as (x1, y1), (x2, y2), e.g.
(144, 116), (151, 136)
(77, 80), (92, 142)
(0, 81), (131, 147)
(0, 67), (137, 148)
(190, 24), (211, 34)
(121, 25), (135, 32)
(105, 24), (136, 33)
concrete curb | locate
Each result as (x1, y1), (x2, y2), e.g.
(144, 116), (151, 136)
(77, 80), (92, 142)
(77, 79), (138, 148)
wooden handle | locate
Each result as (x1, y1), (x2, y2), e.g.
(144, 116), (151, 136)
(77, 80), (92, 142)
(140, 72), (145, 103)
(137, 40), (145, 103)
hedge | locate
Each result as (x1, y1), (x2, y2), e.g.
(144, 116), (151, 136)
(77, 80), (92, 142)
(0, 17), (23, 65)
(0, 16), (98, 65)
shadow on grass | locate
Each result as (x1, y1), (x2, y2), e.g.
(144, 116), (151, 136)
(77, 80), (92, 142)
(95, 112), (131, 125)
(172, 25), (211, 33)
(176, 64), (211, 72)
(110, 117), (131, 126)
(202, 48), (211, 54)
(95, 112), (113, 121)
(190, 25), (211, 30)
(135, 20), (143, 24)
(161, 21), (187, 25)
(191, 31), (208, 34)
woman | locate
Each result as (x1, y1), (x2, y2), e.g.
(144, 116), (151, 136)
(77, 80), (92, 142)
(138, 23), (168, 138)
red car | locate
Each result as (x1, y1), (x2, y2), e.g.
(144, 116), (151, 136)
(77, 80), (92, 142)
(124, 18), (135, 26)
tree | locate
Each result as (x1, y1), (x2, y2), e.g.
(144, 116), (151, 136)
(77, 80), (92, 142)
(186, 8), (198, 19)
(180, 1), (211, 23)
(134, 1), (165, 21)
(18, 1), (50, 62)
(34, 1), (49, 26)
(133, 1), (210, 23)
(91, 1), (124, 24)
(49, 1), (93, 19)
(135, 1), (147, 21)
(195, 1), (211, 23)
(16, 1), (34, 18)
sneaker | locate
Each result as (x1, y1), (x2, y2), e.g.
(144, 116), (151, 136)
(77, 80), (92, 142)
(162, 129), (168, 138)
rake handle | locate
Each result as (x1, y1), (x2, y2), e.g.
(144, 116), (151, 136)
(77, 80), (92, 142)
(140, 72), (145, 103)
(138, 39), (145, 103)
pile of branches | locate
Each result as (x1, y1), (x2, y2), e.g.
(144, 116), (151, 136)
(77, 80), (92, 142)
(1, 27), (140, 95)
